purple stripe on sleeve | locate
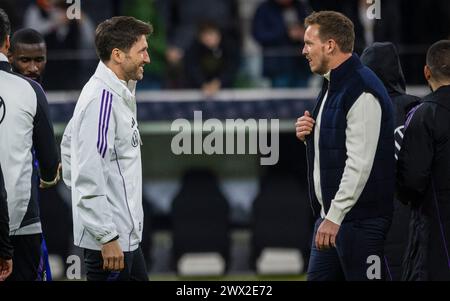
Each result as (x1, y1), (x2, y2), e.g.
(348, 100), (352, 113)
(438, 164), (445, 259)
(404, 103), (423, 129)
(101, 92), (113, 158)
(98, 91), (110, 156)
(97, 89), (107, 151)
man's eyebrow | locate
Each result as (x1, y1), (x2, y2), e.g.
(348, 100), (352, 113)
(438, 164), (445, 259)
(18, 55), (45, 58)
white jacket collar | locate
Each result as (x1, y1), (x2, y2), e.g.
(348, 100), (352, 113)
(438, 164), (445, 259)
(93, 61), (136, 103)
(0, 52), (9, 62)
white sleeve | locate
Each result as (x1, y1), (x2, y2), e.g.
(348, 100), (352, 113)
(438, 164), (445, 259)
(61, 119), (73, 188)
(326, 92), (381, 225)
(74, 93), (118, 244)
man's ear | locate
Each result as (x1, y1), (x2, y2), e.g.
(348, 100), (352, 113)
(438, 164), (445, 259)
(326, 39), (337, 54)
(4, 35), (10, 52)
(424, 65), (432, 82)
(110, 48), (124, 64)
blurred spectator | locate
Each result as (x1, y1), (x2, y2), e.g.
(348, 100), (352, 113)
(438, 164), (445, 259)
(23, 0), (95, 90)
(252, 0), (311, 88)
(340, 0), (402, 54)
(161, 0), (241, 89)
(185, 22), (239, 96)
(124, 0), (167, 90)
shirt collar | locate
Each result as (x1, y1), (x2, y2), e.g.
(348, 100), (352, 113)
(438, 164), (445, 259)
(93, 61), (136, 103)
(0, 52), (9, 62)
(323, 70), (331, 81)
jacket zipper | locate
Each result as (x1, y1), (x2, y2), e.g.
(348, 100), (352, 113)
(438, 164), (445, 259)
(304, 140), (316, 216)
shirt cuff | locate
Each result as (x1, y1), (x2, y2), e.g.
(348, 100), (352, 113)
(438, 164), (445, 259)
(98, 231), (119, 245)
(325, 202), (346, 225)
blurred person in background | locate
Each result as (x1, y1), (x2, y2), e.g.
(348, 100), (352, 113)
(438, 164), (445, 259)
(252, 0), (311, 88)
(161, 0), (241, 89)
(340, 0), (402, 55)
(361, 41), (421, 281)
(185, 21), (239, 96)
(23, 0), (95, 90)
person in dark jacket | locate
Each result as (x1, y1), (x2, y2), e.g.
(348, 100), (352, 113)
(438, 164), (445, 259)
(397, 40), (450, 281)
(252, 0), (311, 87)
(296, 11), (394, 281)
(0, 163), (13, 281)
(361, 42), (421, 281)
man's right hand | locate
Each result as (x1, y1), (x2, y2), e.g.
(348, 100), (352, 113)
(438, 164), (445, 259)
(296, 111), (315, 141)
(101, 240), (124, 271)
(0, 258), (13, 281)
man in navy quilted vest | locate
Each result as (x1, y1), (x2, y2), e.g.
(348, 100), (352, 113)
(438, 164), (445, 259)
(295, 11), (394, 281)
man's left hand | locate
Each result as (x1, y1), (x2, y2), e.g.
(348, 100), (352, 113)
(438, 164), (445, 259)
(315, 218), (340, 250)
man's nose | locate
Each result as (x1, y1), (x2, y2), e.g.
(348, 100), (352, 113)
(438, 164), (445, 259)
(29, 62), (38, 72)
(144, 52), (150, 64)
(302, 45), (307, 56)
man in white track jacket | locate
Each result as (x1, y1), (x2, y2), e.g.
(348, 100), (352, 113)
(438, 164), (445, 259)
(61, 16), (152, 281)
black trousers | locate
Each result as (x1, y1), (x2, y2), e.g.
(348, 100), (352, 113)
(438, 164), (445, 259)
(7, 234), (42, 281)
(84, 246), (148, 281)
(307, 216), (391, 281)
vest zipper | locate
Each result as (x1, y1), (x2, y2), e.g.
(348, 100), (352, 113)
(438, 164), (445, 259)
(304, 140), (316, 216)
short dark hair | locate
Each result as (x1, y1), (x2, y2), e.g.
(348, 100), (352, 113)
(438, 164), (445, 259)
(426, 40), (450, 81)
(198, 21), (220, 35)
(0, 8), (11, 47)
(10, 28), (46, 53)
(95, 16), (153, 62)
(304, 11), (354, 53)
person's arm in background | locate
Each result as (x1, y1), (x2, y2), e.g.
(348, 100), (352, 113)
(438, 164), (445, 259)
(29, 81), (60, 188)
(396, 105), (433, 204)
(74, 92), (123, 271)
(0, 164), (13, 281)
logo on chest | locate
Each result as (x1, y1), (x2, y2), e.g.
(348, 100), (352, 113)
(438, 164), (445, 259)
(131, 129), (139, 147)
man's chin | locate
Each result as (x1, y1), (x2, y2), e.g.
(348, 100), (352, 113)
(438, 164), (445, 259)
(135, 73), (144, 81)
(27, 76), (41, 83)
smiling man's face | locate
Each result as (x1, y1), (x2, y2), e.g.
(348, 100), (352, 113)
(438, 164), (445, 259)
(121, 35), (150, 82)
